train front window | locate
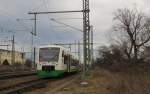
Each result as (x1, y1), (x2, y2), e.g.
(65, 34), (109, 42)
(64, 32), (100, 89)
(39, 48), (60, 62)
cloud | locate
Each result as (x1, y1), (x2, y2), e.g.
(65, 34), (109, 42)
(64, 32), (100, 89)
(0, 0), (149, 51)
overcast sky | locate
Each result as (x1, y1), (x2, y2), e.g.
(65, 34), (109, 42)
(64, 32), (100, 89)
(0, 0), (150, 52)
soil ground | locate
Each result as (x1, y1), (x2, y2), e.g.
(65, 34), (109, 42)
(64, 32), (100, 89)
(53, 63), (150, 94)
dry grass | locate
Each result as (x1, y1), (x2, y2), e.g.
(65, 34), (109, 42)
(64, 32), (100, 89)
(54, 63), (150, 94)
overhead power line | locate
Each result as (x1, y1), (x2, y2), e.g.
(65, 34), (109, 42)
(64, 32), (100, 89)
(50, 18), (83, 32)
(28, 10), (83, 14)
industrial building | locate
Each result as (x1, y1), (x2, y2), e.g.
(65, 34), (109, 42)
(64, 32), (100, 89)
(0, 49), (25, 65)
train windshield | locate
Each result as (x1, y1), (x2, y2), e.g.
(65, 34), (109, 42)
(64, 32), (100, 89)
(39, 47), (60, 62)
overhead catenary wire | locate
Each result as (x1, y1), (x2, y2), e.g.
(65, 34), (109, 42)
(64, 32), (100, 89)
(50, 18), (83, 32)
(50, 17), (83, 20)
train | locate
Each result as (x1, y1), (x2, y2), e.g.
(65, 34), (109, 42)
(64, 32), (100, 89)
(37, 45), (79, 78)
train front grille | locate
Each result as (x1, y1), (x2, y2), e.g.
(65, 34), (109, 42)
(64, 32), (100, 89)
(42, 66), (55, 71)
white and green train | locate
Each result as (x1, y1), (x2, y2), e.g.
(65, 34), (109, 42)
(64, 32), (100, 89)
(37, 45), (79, 78)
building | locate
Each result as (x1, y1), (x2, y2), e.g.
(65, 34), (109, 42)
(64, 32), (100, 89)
(0, 49), (25, 65)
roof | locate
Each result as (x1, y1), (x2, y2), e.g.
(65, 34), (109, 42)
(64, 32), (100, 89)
(0, 49), (24, 53)
(39, 45), (68, 50)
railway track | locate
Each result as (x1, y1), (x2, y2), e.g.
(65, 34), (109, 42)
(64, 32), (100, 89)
(24, 73), (81, 94)
(0, 70), (36, 75)
(0, 71), (37, 80)
(0, 78), (48, 94)
(0, 72), (81, 94)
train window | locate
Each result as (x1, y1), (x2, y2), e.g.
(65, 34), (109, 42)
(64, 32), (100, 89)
(39, 47), (60, 62)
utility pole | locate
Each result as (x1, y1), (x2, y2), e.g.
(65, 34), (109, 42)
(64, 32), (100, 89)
(33, 47), (36, 69)
(83, 0), (90, 77)
(34, 14), (37, 36)
(75, 40), (77, 55)
(30, 16), (37, 69)
(78, 41), (81, 64)
(11, 35), (15, 64)
(31, 29), (34, 69)
(90, 25), (94, 67)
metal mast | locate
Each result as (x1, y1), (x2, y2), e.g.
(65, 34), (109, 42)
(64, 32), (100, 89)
(83, 0), (90, 74)
(90, 25), (93, 66)
(11, 35), (15, 64)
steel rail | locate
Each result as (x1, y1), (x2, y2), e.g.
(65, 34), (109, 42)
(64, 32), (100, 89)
(0, 72), (81, 94)
(0, 79), (48, 94)
(0, 71), (37, 80)
(0, 70), (36, 75)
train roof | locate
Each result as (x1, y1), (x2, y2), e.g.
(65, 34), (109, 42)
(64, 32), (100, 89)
(39, 45), (66, 49)
(39, 45), (71, 52)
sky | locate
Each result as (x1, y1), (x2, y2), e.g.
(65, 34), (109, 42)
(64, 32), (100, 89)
(0, 0), (150, 53)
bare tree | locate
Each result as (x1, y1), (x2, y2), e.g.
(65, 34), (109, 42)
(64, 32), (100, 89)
(113, 8), (150, 62)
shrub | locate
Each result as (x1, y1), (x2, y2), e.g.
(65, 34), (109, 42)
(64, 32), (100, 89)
(3, 59), (10, 65)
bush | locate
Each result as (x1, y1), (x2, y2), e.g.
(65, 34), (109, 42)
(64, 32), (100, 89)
(97, 45), (126, 65)
(3, 59), (10, 65)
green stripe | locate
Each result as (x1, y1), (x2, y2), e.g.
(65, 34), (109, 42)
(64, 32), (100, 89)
(37, 70), (66, 78)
